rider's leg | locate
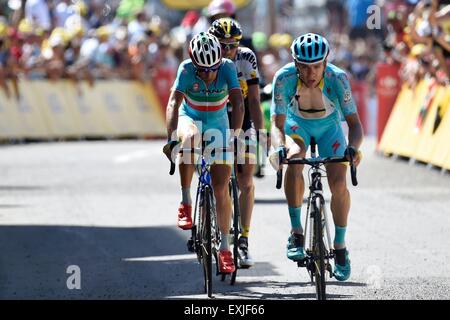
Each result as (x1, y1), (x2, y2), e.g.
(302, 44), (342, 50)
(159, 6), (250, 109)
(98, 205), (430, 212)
(236, 163), (255, 237)
(176, 117), (201, 229)
(210, 164), (232, 246)
(236, 162), (256, 267)
(326, 163), (350, 249)
(316, 114), (352, 280)
(284, 136), (307, 234)
(284, 136), (308, 261)
(326, 163), (351, 280)
(317, 122), (350, 249)
(211, 164), (235, 273)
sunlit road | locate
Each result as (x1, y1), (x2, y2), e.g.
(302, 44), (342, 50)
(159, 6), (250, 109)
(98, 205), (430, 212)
(0, 137), (449, 299)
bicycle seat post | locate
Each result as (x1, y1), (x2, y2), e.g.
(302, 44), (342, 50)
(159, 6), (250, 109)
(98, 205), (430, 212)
(310, 137), (317, 159)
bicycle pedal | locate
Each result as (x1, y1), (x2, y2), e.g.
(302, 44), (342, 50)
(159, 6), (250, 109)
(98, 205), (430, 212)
(326, 263), (333, 278)
(297, 259), (307, 267)
(186, 238), (195, 252)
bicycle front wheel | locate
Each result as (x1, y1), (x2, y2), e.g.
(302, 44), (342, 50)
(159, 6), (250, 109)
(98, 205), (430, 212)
(313, 200), (326, 300)
(201, 186), (213, 297)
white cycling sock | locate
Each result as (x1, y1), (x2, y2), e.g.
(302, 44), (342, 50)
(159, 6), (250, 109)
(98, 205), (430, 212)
(181, 187), (192, 205)
(220, 233), (230, 251)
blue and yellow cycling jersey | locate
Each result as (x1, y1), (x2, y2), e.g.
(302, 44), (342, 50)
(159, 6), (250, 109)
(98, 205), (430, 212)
(173, 58), (241, 123)
(271, 62), (358, 158)
(270, 62), (357, 120)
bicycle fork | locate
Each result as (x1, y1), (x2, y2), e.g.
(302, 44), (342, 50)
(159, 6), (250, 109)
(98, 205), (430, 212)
(300, 176), (334, 278)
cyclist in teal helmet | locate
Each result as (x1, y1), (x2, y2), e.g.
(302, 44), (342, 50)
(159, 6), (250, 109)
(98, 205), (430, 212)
(270, 33), (363, 281)
(291, 33), (330, 64)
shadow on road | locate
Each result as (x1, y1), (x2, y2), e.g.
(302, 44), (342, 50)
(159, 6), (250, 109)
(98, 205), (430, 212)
(0, 225), (200, 299)
(0, 225), (282, 299)
(0, 224), (363, 300)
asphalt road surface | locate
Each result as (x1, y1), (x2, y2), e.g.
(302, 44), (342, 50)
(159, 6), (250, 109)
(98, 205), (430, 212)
(0, 137), (449, 300)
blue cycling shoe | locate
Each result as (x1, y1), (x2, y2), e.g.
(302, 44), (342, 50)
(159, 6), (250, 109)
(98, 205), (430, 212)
(333, 248), (351, 281)
(286, 233), (306, 261)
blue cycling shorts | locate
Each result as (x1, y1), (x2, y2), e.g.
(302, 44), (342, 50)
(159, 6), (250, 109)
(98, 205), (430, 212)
(178, 113), (233, 165)
(284, 110), (347, 158)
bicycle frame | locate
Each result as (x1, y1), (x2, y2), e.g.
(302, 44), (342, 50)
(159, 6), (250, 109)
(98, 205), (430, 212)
(275, 137), (358, 300)
(302, 163), (334, 276)
(170, 145), (240, 297)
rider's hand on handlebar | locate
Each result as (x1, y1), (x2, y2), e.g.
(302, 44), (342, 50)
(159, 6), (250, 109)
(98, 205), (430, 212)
(163, 140), (180, 162)
(345, 146), (362, 167)
(269, 145), (287, 171)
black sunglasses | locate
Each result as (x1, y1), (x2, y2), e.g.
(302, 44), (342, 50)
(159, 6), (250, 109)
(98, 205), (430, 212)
(196, 63), (220, 73)
(220, 41), (239, 50)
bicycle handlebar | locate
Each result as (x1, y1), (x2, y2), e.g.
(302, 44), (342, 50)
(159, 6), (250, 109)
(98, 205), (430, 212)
(275, 153), (358, 189)
(168, 146), (241, 175)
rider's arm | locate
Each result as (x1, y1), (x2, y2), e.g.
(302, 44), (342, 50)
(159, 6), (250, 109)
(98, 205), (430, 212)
(271, 114), (286, 149)
(166, 89), (185, 140)
(345, 113), (363, 151)
(242, 49), (264, 132)
(333, 71), (363, 149)
(247, 83), (264, 131)
(225, 61), (244, 134)
(228, 88), (244, 133)
(270, 69), (290, 149)
(166, 62), (188, 140)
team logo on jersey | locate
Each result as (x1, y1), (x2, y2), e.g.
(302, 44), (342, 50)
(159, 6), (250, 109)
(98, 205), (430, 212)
(338, 74), (350, 88)
(275, 94), (283, 102)
(250, 71), (257, 79)
(332, 140), (341, 154)
(344, 90), (352, 103)
(193, 83), (200, 91)
(326, 87), (331, 94)
(290, 125), (299, 132)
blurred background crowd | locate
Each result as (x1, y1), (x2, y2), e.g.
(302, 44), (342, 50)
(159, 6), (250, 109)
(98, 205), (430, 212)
(0, 0), (448, 101)
(382, 0), (450, 89)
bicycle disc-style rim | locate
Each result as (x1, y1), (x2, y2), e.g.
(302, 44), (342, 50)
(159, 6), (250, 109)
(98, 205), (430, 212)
(202, 186), (213, 297)
(313, 202), (326, 300)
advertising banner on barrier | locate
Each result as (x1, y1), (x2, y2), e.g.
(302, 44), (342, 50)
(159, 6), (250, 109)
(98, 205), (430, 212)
(397, 80), (430, 158)
(376, 63), (401, 143)
(414, 86), (447, 164)
(129, 82), (166, 137)
(13, 82), (52, 139)
(0, 90), (20, 139)
(63, 82), (113, 137)
(378, 83), (413, 153)
(429, 89), (450, 169)
(379, 79), (450, 170)
(0, 80), (167, 140)
(31, 81), (83, 138)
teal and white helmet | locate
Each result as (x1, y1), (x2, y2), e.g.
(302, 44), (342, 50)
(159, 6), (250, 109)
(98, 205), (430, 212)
(291, 33), (329, 65)
(189, 32), (222, 68)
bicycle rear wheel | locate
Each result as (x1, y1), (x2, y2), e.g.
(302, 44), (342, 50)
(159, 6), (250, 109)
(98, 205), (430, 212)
(201, 186), (213, 297)
(312, 200), (326, 300)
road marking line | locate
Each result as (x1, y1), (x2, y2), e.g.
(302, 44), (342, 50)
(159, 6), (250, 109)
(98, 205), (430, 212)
(114, 150), (151, 164)
(123, 253), (196, 262)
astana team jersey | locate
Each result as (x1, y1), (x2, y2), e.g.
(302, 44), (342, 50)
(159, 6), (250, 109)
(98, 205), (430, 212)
(271, 62), (358, 157)
(173, 58), (241, 163)
(174, 58), (241, 124)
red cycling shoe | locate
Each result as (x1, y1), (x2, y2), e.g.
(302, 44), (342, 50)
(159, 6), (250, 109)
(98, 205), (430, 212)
(218, 250), (235, 273)
(177, 204), (192, 230)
